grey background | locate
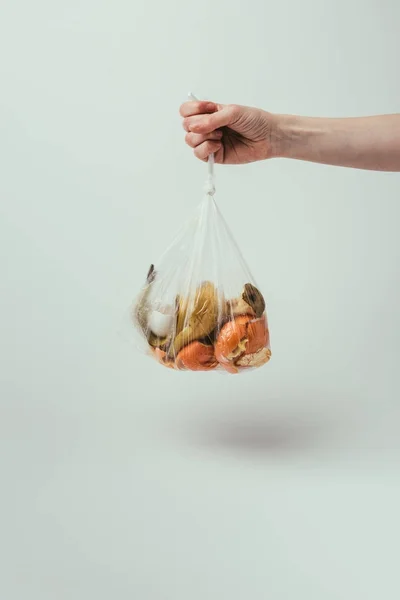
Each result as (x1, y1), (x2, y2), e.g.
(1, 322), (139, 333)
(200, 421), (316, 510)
(1, 1), (400, 598)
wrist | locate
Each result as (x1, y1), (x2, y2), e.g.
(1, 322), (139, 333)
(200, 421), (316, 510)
(270, 114), (305, 159)
(272, 114), (334, 162)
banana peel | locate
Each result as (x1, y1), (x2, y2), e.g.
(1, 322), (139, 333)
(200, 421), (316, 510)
(170, 281), (219, 357)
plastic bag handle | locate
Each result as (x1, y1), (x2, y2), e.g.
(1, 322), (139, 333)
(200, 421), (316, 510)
(188, 92), (216, 196)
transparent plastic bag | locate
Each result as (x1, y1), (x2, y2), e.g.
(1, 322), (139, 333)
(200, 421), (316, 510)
(129, 97), (271, 375)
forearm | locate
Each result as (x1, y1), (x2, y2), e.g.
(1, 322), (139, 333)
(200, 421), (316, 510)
(274, 114), (400, 172)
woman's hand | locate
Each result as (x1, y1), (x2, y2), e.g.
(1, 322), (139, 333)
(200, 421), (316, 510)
(180, 101), (278, 164)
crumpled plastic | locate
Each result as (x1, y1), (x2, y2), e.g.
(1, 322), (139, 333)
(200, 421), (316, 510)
(129, 171), (271, 374)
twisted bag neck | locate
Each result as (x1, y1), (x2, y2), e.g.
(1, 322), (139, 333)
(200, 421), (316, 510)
(204, 153), (216, 196)
(188, 92), (216, 197)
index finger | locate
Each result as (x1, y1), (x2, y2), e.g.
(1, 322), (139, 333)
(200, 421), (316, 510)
(179, 101), (218, 118)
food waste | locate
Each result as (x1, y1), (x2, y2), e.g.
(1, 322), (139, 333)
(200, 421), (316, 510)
(133, 265), (271, 373)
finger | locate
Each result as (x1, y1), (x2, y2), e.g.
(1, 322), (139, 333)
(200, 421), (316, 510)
(185, 130), (223, 148)
(194, 140), (222, 161)
(184, 105), (239, 135)
(179, 101), (218, 118)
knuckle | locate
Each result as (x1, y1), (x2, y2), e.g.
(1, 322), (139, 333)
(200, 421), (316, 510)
(195, 143), (207, 159)
(227, 104), (240, 118)
(201, 116), (213, 132)
(202, 142), (211, 154)
(185, 132), (194, 147)
(193, 138), (221, 160)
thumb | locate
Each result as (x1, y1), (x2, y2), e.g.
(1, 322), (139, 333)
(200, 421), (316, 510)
(187, 105), (240, 135)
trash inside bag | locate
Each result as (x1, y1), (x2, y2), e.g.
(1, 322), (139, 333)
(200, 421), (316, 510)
(130, 173), (271, 374)
(130, 98), (271, 374)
